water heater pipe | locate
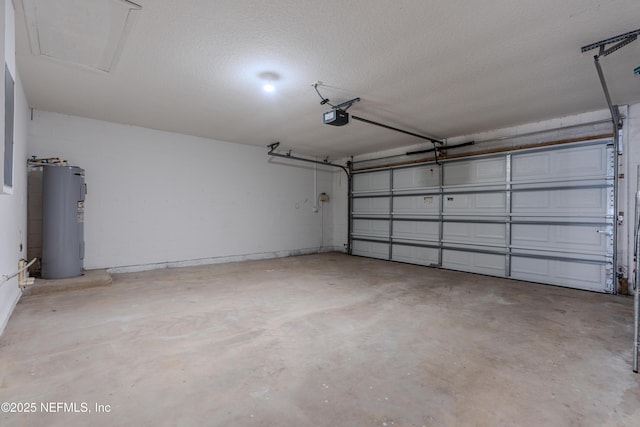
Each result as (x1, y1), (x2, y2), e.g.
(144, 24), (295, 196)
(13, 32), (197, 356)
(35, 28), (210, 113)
(0, 258), (37, 285)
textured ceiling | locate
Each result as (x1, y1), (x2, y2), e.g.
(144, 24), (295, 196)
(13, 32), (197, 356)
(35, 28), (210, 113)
(21, 0), (141, 72)
(14, 0), (640, 158)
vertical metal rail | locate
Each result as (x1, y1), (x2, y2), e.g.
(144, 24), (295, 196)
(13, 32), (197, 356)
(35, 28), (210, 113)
(438, 162), (445, 266)
(505, 154), (513, 277)
(592, 57), (621, 294)
(388, 169), (394, 260)
(347, 161), (353, 255)
(612, 138), (619, 294)
(633, 166), (640, 373)
(635, 241), (639, 372)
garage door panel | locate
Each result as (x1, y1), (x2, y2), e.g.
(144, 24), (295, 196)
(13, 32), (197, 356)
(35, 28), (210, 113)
(512, 145), (608, 182)
(442, 249), (505, 276)
(511, 256), (607, 292)
(551, 145), (608, 178)
(511, 178), (609, 191)
(352, 241), (389, 260)
(511, 224), (609, 254)
(512, 188), (607, 215)
(443, 222), (505, 246)
(443, 193), (506, 214)
(511, 249), (605, 263)
(393, 221), (439, 242)
(393, 166), (440, 190)
(353, 171), (390, 193)
(444, 158), (506, 186)
(392, 245), (439, 266)
(393, 195), (440, 216)
(560, 188), (604, 208)
(352, 197), (390, 215)
(555, 225), (605, 246)
(352, 219), (389, 238)
(511, 191), (548, 210)
(512, 153), (550, 179)
(511, 224), (549, 243)
(512, 224), (607, 254)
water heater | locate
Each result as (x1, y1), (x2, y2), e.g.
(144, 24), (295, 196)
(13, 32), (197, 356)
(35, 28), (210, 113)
(41, 166), (85, 279)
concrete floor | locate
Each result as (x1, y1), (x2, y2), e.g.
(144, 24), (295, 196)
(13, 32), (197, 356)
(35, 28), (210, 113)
(1, 253), (639, 426)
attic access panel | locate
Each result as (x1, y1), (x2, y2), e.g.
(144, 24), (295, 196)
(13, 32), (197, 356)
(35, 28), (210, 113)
(21, 0), (141, 72)
(350, 139), (615, 293)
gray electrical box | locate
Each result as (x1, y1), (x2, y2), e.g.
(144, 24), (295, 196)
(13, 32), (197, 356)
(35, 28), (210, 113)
(41, 166), (85, 279)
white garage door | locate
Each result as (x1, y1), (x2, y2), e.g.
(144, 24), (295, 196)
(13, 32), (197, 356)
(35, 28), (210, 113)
(350, 139), (615, 293)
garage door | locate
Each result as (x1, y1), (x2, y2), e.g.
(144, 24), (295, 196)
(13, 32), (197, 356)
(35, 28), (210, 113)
(350, 139), (615, 293)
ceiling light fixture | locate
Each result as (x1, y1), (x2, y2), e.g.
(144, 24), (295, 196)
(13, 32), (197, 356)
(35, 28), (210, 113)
(262, 83), (275, 93)
(258, 71), (280, 94)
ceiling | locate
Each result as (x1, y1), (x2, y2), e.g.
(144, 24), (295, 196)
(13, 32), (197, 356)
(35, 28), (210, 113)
(14, 0), (640, 158)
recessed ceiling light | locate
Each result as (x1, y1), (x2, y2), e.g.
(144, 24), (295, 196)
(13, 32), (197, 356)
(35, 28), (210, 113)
(258, 71), (280, 94)
(263, 83), (275, 93)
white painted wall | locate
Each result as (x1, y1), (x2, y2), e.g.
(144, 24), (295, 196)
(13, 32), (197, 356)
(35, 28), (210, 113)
(0, 77), (26, 334)
(28, 111), (338, 271)
(0, 0), (28, 334)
